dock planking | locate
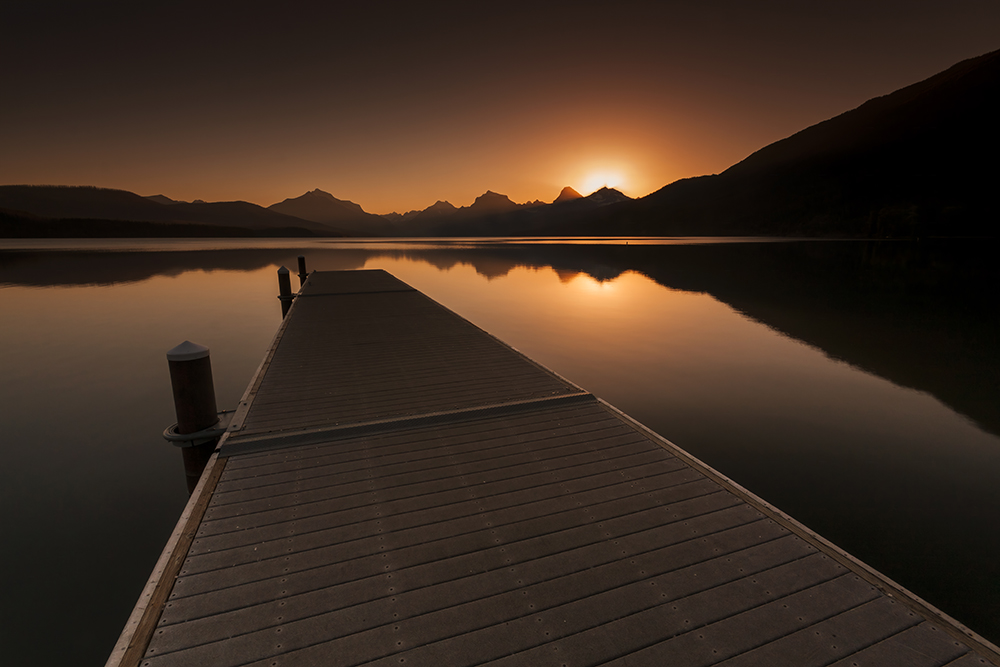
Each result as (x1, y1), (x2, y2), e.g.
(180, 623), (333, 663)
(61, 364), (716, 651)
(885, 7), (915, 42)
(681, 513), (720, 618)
(109, 269), (1000, 667)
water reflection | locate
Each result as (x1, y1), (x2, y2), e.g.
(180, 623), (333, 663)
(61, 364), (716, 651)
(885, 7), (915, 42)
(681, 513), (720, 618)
(1, 238), (999, 665)
(3, 239), (997, 436)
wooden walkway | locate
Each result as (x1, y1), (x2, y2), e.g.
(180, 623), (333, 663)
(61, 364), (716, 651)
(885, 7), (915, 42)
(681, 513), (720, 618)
(110, 269), (1000, 667)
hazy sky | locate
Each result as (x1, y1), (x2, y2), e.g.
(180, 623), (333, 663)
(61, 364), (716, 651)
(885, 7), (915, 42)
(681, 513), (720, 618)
(2, 0), (998, 213)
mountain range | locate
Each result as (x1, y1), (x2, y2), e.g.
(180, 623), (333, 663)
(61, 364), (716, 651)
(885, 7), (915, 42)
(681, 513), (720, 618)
(2, 47), (997, 238)
(0, 183), (626, 238)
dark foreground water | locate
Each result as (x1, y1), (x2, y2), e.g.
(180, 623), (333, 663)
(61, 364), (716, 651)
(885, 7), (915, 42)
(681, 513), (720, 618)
(1, 238), (998, 665)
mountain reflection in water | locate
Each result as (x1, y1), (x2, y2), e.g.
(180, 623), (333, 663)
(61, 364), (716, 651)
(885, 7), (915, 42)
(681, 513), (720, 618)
(3, 239), (996, 436)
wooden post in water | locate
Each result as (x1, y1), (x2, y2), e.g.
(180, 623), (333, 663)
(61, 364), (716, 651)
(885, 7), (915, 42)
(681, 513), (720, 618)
(277, 266), (293, 318)
(166, 341), (219, 493)
(297, 255), (308, 287)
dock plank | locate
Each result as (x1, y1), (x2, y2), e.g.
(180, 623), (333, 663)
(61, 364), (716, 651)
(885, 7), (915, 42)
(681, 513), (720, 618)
(183, 469), (719, 574)
(945, 655), (995, 666)
(197, 454), (683, 542)
(825, 622), (969, 666)
(168, 485), (749, 598)
(151, 524), (800, 657)
(188, 466), (706, 560)
(713, 597), (922, 666)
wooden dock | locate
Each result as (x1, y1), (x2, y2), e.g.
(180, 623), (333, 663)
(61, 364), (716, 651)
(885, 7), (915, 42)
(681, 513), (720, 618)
(109, 269), (1000, 667)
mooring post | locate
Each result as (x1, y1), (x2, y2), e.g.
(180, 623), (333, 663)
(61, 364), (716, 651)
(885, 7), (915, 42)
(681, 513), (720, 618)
(297, 255), (308, 287)
(278, 266), (293, 318)
(166, 341), (219, 493)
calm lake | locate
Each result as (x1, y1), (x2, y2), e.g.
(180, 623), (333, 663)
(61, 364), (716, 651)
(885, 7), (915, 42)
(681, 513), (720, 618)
(1, 237), (998, 666)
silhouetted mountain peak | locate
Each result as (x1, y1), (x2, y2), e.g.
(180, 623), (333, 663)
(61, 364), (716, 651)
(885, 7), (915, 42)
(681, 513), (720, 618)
(269, 189), (371, 221)
(267, 189), (395, 236)
(554, 186), (583, 203)
(427, 200), (457, 212)
(585, 187), (631, 206)
(304, 188), (337, 200)
(470, 191), (518, 212)
(145, 194), (185, 205)
(381, 200), (459, 224)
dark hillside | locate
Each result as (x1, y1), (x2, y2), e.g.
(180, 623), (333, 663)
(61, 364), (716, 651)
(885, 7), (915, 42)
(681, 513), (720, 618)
(0, 185), (336, 235)
(0, 208), (321, 238)
(0, 185), (177, 222)
(617, 49), (1000, 238)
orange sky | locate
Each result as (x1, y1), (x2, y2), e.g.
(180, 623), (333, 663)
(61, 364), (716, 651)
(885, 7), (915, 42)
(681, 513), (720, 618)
(2, 1), (998, 214)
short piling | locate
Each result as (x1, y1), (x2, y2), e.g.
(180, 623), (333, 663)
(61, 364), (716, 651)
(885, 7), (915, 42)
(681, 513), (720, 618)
(166, 341), (219, 493)
(297, 255), (308, 287)
(278, 266), (293, 318)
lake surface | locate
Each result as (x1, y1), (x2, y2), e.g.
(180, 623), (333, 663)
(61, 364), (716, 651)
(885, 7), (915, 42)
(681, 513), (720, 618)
(1, 237), (998, 665)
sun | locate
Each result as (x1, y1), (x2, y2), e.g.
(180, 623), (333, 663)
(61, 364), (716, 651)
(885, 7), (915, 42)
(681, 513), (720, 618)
(581, 171), (626, 195)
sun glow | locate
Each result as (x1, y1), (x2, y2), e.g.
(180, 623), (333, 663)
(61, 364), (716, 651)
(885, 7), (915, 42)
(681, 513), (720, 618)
(581, 171), (626, 195)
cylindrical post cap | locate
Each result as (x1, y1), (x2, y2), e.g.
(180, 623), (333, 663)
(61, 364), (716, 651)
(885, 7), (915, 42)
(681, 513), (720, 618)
(167, 341), (210, 362)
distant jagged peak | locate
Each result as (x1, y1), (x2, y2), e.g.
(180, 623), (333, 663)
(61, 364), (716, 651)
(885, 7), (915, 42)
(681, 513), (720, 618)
(585, 187), (631, 206)
(470, 190), (518, 211)
(267, 188), (376, 224)
(554, 186), (583, 203)
(383, 200), (459, 223)
(427, 199), (457, 212)
(305, 188), (337, 200)
(474, 190), (512, 202)
(410, 200), (459, 221)
(275, 188), (350, 206)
